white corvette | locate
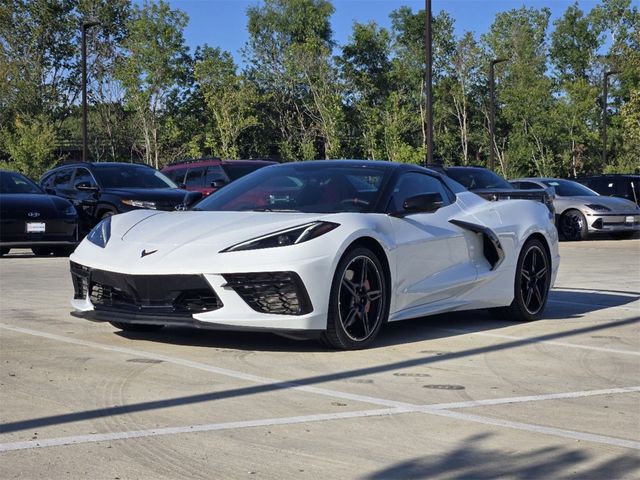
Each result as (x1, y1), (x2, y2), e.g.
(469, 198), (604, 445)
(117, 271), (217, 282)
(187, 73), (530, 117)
(70, 160), (559, 349)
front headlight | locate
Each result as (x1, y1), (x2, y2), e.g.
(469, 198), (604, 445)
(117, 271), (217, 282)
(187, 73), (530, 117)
(221, 221), (340, 253)
(585, 204), (611, 212)
(121, 199), (157, 209)
(87, 216), (111, 248)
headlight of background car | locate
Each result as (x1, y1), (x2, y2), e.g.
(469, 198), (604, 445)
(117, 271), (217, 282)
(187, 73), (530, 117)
(222, 221), (339, 252)
(63, 204), (76, 216)
(87, 216), (111, 248)
(585, 204), (611, 212)
(121, 199), (157, 209)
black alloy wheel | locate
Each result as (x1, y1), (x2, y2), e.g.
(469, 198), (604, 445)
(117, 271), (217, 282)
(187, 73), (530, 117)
(322, 247), (388, 350)
(560, 210), (587, 241)
(492, 238), (551, 322)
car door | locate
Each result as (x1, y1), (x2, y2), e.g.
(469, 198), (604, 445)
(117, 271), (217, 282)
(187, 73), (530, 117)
(50, 168), (75, 199)
(386, 172), (478, 315)
(72, 167), (100, 231)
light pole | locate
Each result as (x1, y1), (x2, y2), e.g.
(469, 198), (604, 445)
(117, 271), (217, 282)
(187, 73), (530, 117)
(602, 70), (619, 166)
(488, 58), (508, 171)
(81, 20), (100, 163)
(424, 0), (433, 166)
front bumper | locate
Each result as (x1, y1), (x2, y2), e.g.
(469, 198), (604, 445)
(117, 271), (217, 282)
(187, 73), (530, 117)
(69, 259), (331, 331)
(585, 213), (640, 232)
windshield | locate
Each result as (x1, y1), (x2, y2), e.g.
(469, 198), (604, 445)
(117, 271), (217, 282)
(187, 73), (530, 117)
(194, 163), (389, 213)
(0, 171), (43, 194)
(445, 168), (512, 190)
(542, 179), (598, 197)
(93, 165), (177, 189)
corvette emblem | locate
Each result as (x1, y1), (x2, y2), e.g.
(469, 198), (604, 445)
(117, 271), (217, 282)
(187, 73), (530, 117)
(140, 249), (158, 258)
(27, 212), (41, 218)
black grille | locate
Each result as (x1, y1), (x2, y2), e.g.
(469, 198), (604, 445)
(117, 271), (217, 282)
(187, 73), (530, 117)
(70, 262), (222, 316)
(222, 272), (312, 316)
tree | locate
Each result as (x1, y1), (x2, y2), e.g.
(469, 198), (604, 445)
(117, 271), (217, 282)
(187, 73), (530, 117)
(115, 0), (189, 168)
(194, 46), (259, 159)
(1, 115), (59, 178)
(244, 0), (338, 160)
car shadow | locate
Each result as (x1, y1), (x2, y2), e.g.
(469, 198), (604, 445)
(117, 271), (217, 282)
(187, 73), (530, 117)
(114, 289), (638, 351)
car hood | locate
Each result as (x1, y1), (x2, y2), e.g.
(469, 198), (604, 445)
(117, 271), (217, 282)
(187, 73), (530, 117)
(119, 210), (331, 250)
(563, 195), (639, 212)
(0, 193), (73, 219)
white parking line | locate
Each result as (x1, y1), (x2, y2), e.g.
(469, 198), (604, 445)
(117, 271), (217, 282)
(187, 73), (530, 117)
(427, 386), (640, 410)
(435, 328), (640, 356)
(1, 323), (639, 451)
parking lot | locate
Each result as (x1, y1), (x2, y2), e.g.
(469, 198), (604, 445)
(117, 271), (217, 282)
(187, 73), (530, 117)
(0, 239), (638, 479)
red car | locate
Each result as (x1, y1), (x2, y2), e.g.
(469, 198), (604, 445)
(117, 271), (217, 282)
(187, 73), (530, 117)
(161, 158), (276, 196)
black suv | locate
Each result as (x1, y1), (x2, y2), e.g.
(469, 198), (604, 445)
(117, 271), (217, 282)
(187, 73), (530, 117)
(575, 174), (639, 205)
(40, 162), (202, 233)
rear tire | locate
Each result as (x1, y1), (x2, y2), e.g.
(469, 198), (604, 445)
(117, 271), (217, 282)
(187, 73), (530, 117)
(109, 322), (164, 332)
(491, 238), (551, 322)
(559, 209), (587, 241)
(320, 247), (389, 350)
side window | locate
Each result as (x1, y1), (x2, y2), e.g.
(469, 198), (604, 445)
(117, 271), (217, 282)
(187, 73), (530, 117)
(184, 167), (205, 188)
(164, 168), (186, 185)
(52, 169), (73, 188)
(204, 165), (229, 186)
(390, 172), (451, 212)
(41, 173), (56, 189)
(74, 168), (96, 187)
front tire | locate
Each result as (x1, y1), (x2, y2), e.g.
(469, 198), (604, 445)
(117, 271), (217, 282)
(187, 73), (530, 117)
(320, 247), (389, 350)
(492, 238), (551, 322)
(559, 209), (587, 241)
(109, 322), (164, 332)
(32, 247), (54, 256)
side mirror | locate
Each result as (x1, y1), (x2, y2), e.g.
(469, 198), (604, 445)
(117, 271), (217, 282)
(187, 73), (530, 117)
(75, 182), (98, 192)
(211, 179), (227, 189)
(392, 193), (444, 217)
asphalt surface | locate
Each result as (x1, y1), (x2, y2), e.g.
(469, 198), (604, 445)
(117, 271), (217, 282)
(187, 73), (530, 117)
(1, 238), (639, 479)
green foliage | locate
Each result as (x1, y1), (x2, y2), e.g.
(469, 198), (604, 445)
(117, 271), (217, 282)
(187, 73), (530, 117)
(1, 115), (59, 178)
(1, 0), (637, 177)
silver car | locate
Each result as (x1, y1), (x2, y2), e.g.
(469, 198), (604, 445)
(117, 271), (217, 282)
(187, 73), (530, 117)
(511, 178), (640, 241)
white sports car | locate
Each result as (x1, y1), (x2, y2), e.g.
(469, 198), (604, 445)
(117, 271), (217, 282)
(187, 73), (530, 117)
(70, 160), (559, 349)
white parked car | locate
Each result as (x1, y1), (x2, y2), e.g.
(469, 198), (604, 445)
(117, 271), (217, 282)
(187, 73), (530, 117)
(70, 160), (559, 349)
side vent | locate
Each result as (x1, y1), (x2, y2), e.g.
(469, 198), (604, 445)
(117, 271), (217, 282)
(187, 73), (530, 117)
(449, 219), (505, 270)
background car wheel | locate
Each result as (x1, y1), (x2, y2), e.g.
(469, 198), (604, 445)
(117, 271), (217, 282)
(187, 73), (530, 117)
(321, 247), (388, 350)
(31, 247), (55, 256)
(51, 246), (76, 257)
(0, 248), (9, 256)
(109, 322), (164, 332)
(559, 209), (587, 241)
(492, 238), (551, 322)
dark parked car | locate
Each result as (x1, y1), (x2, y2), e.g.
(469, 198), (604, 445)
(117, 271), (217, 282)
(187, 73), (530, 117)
(40, 162), (202, 233)
(161, 158), (276, 197)
(441, 166), (555, 214)
(575, 174), (639, 205)
(0, 170), (78, 256)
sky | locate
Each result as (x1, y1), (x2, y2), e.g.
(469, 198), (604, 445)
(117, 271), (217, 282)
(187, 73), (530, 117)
(163, 0), (606, 63)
